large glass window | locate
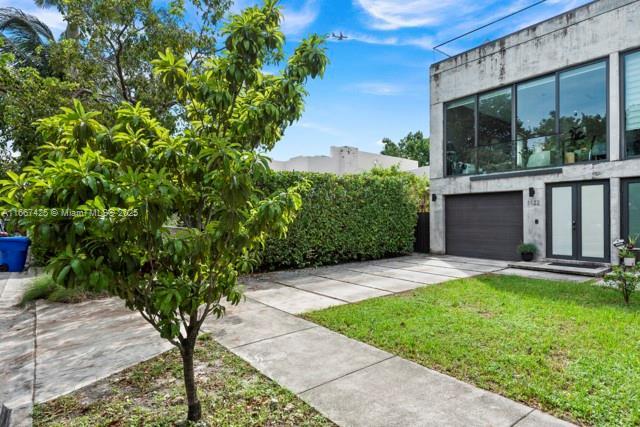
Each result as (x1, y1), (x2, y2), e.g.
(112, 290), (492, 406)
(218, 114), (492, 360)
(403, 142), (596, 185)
(560, 62), (607, 164)
(624, 180), (640, 239)
(445, 59), (608, 176)
(516, 76), (559, 169)
(625, 51), (640, 157)
(477, 88), (512, 173)
(445, 97), (475, 175)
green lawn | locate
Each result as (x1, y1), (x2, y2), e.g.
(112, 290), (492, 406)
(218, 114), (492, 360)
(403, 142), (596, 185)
(305, 274), (640, 426)
(33, 335), (333, 427)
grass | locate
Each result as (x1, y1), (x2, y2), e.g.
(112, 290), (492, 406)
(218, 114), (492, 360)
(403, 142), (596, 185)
(33, 335), (333, 427)
(305, 274), (640, 426)
(20, 275), (106, 305)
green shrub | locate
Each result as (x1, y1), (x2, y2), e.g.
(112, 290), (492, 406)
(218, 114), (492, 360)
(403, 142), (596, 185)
(258, 169), (425, 270)
(517, 243), (538, 254)
(20, 274), (102, 305)
(20, 275), (57, 305)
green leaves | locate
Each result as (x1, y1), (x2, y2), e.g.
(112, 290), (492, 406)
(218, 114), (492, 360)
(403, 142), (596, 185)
(258, 170), (422, 271)
(152, 48), (189, 89)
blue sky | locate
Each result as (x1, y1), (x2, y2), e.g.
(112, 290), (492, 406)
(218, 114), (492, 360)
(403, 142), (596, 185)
(5, 0), (592, 160)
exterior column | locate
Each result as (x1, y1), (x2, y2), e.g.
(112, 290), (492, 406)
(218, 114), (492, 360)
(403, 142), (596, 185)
(609, 52), (621, 162)
(610, 177), (621, 265)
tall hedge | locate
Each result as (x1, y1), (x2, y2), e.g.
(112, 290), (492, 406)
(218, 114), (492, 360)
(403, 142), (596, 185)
(258, 170), (424, 270)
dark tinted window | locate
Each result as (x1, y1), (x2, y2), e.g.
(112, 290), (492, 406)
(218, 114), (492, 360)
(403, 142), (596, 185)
(445, 97), (475, 175)
(477, 88), (513, 173)
(625, 51), (640, 157)
(478, 88), (512, 145)
(516, 75), (556, 138)
(628, 182), (640, 238)
(516, 76), (559, 169)
(559, 61), (607, 163)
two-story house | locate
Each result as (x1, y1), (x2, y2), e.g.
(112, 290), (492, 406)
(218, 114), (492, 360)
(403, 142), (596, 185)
(429, 0), (640, 263)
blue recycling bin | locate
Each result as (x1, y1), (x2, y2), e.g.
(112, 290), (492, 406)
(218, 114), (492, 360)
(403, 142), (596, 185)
(0, 236), (31, 272)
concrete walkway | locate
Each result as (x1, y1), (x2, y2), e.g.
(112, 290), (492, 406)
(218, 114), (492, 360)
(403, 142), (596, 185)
(0, 255), (586, 426)
(0, 273), (171, 427)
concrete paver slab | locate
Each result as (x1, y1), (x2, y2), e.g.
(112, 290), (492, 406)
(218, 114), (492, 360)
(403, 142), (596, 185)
(0, 273), (37, 427)
(496, 268), (592, 283)
(245, 282), (345, 314)
(202, 298), (317, 348)
(0, 306), (34, 412)
(374, 260), (480, 278)
(232, 327), (392, 394)
(300, 356), (533, 427)
(515, 410), (575, 427)
(278, 276), (391, 302)
(313, 270), (422, 293)
(433, 255), (510, 268)
(347, 264), (450, 285)
(0, 273), (33, 309)
(396, 256), (502, 273)
(34, 298), (172, 403)
(399, 263), (482, 278)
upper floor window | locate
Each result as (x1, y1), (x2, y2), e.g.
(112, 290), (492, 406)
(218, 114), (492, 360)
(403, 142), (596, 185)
(625, 50), (640, 157)
(445, 97), (475, 175)
(445, 60), (608, 176)
(559, 62), (607, 164)
(516, 75), (558, 169)
(477, 88), (512, 173)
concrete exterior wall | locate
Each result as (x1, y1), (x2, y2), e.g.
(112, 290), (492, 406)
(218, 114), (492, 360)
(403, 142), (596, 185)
(429, 0), (640, 263)
(270, 146), (418, 175)
(409, 165), (430, 178)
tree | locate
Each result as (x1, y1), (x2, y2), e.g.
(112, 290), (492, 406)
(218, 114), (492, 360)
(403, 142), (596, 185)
(0, 63), (80, 164)
(0, 7), (55, 74)
(0, 0), (232, 166)
(0, 1), (327, 422)
(381, 131), (430, 166)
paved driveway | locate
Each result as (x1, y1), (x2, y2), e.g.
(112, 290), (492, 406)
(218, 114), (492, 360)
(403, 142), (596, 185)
(242, 254), (509, 314)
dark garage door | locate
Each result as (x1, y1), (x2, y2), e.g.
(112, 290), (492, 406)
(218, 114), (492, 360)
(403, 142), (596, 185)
(446, 192), (523, 261)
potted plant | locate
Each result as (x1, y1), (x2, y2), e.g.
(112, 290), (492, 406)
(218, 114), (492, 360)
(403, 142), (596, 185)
(619, 235), (638, 267)
(517, 243), (537, 262)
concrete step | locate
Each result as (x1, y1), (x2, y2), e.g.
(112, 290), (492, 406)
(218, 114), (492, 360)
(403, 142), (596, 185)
(507, 261), (611, 277)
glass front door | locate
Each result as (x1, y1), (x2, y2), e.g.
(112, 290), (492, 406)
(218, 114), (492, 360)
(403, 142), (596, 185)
(622, 179), (640, 241)
(547, 181), (609, 261)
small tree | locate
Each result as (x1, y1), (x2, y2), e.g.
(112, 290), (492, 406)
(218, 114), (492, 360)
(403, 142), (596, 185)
(604, 265), (639, 305)
(0, 1), (327, 422)
(380, 131), (430, 166)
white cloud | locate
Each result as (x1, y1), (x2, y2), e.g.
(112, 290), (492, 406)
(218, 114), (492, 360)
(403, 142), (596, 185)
(334, 31), (399, 46)
(351, 82), (404, 96)
(354, 0), (481, 30)
(281, 0), (319, 36)
(329, 31), (434, 50)
(405, 35), (435, 49)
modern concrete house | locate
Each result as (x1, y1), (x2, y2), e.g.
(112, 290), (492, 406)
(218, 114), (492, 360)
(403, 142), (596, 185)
(429, 0), (640, 263)
(270, 146), (420, 175)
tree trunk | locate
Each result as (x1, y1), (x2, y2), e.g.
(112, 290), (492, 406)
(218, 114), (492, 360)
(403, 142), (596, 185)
(181, 339), (202, 422)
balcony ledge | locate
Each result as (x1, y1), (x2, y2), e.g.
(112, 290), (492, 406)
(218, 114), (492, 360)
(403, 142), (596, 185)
(468, 167), (563, 181)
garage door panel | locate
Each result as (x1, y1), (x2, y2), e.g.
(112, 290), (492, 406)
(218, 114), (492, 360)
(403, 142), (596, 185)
(446, 192), (523, 261)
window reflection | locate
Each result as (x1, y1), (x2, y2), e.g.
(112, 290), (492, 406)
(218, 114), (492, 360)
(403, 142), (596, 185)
(444, 60), (609, 176)
(625, 51), (640, 157)
(516, 76), (559, 169)
(478, 88), (513, 173)
(559, 62), (607, 164)
(445, 97), (475, 175)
